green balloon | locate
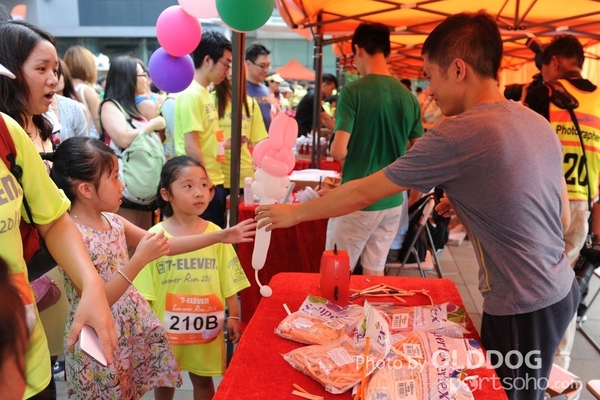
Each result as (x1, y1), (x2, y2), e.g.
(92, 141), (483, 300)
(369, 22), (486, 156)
(216, 0), (275, 32)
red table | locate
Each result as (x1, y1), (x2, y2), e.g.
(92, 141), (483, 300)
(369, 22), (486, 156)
(237, 204), (328, 322)
(215, 273), (508, 400)
(295, 158), (342, 173)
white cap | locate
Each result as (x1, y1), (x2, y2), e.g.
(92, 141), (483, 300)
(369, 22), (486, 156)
(0, 63), (15, 79)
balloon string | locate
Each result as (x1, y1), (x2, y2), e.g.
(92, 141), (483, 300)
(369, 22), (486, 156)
(255, 269), (263, 288)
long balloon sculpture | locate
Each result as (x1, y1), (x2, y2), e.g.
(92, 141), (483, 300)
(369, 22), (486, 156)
(251, 114), (298, 297)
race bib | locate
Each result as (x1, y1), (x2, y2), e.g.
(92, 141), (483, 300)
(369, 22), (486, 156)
(164, 293), (225, 345)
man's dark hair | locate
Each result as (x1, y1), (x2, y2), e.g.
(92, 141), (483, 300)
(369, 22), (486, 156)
(422, 11), (502, 80)
(322, 73), (338, 89)
(416, 87), (423, 93)
(191, 30), (232, 69)
(351, 22), (391, 58)
(400, 78), (412, 90)
(541, 35), (585, 69)
(245, 43), (270, 62)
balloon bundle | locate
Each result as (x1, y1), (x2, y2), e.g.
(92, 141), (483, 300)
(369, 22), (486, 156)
(149, 0), (276, 94)
(251, 114), (298, 297)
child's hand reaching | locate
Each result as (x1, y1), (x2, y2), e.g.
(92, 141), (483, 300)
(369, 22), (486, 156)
(221, 219), (256, 244)
(227, 318), (242, 344)
(133, 230), (170, 265)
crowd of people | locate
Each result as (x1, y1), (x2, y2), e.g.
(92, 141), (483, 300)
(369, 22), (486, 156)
(0, 3), (597, 400)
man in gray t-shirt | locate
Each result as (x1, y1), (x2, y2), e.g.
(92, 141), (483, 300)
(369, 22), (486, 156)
(257, 11), (578, 400)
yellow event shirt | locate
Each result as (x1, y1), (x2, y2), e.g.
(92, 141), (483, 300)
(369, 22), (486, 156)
(0, 112), (71, 398)
(173, 80), (224, 185)
(550, 79), (600, 201)
(214, 96), (268, 188)
(134, 222), (250, 376)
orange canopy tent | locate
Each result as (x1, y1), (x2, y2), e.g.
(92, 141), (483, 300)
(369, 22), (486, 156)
(274, 0), (600, 167)
(276, 57), (316, 81)
(277, 0), (600, 79)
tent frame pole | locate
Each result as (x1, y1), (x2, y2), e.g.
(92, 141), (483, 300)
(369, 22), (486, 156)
(229, 32), (246, 227)
(311, 19), (324, 169)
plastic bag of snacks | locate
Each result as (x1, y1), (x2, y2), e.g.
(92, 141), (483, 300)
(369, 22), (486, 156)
(363, 330), (482, 399)
(298, 295), (365, 336)
(283, 301), (392, 394)
(365, 363), (475, 400)
(374, 302), (470, 334)
(284, 335), (384, 394)
(276, 312), (346, 345)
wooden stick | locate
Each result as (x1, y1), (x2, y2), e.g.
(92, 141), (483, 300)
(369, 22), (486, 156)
(355, 337), (371, 400)
(283, 303), (292, 316)
(292, 383), (310, 394)
(358, 283), (384, 292)
(292, 390), (323, 400)
(392, 295), (408, 304)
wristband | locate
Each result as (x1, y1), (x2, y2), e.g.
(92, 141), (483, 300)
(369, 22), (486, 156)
(117, 269), (133, 285)
(228, 316), (240, 320)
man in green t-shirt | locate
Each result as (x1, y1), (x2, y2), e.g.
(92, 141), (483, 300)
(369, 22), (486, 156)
(174, 31), (232, 228)
(328, 22), (424, 275)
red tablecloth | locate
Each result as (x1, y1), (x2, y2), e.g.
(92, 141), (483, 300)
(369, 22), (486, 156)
(295, 158), (342, 173)
(215, 273), (508, 400)
(237, 204), (328, 322)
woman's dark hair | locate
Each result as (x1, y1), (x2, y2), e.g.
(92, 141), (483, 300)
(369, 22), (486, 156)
(214, 74), (250, 120)
(103, 55), (142, 120)
(0, 20), (57, 141)
(50, 137), (115, 202)
(58, 59), (81, 102)
(157, 156), (209, 218)
(0, 256), (27, 383)
(0, 4), (12, 22)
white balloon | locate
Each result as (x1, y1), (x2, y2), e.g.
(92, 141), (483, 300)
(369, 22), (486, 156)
(265, 183), (287, 199)
(254, 167), (268, 182)
(252, 180), (266, 198)
(260, 285), (273, 297)
(252, 197), (274, 271)
(251, 226), (272, 270)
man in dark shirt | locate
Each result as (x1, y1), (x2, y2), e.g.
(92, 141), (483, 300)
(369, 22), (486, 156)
(245, 43), (273, 130)
(294, 73), (338, 136)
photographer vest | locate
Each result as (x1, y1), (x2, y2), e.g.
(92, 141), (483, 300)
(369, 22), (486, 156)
(549, 79), (600, 202)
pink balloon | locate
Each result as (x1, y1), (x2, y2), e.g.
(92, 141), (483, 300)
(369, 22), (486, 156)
(273, 148), (296, 174)
(156, 6), (202, 57)
(261, 156), (290, 177)
(269, 114), (298, 149)
(252, 139), (276, 167)
(179, 0), (218, 18)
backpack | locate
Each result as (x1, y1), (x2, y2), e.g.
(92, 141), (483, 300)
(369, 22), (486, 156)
(0, 114), (57, 280)
(100, 99), (165, 207)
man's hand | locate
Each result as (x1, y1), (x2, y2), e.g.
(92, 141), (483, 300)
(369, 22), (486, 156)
(434, 194), (455, 218)
(255, 204), (299, 231)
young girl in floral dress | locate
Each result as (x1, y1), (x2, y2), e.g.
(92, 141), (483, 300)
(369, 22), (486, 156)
(135, 156), (251, 400)
(49, 137), (255, 399)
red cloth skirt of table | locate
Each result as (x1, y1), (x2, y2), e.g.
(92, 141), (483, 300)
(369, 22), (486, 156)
(215, 273), (508, 400)
(237, 204), (328, 322)
(294, 158), (342, 173)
